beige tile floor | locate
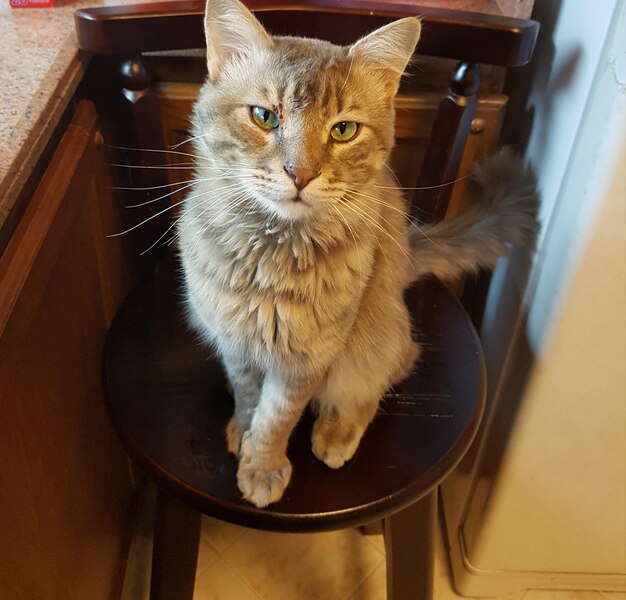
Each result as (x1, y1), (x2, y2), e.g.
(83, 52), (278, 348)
(121, 488), (626, 600)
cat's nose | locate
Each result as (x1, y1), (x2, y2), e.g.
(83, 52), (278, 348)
(284, 165), (320, 191)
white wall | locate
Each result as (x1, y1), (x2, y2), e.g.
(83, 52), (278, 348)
(460, 0), (626, 582)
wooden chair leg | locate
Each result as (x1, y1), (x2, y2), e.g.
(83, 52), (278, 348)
(384, 488), (438, 600)
(150, 488), (202, 600)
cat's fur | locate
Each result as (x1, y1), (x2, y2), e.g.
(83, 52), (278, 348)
(177, 0), (538, 507)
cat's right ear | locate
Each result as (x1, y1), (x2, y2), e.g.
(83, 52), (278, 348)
(204, 0), (273, 82)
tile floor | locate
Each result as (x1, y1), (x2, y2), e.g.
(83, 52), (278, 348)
(121, 487), (626, 600)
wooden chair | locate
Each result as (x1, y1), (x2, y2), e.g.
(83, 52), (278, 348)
(75, 3), (538, 599)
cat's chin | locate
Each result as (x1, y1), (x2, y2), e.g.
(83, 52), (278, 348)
(259, 194), (315, 223)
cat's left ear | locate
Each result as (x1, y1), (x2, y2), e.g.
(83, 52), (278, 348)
(204, 0), (274, 82)
(349, 17), (421, 88)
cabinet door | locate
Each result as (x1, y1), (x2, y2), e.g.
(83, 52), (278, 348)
(0, 102), (132, 600)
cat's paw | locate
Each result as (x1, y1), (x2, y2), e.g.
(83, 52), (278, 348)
(237, 434), (292, 507)
(237, 458), (292, 508)
(311, 419), (360, 469)
(226, 417), (243, 455)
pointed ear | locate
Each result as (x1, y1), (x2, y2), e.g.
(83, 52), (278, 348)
(204, 0), (273, 81)
(349, 17), (421, 85)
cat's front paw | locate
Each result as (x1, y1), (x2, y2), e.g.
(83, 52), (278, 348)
(237, 434), (292, 507)
(237, 458), (292, 508)
(311, 419), (360, 469)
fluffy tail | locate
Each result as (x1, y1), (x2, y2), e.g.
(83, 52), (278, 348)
(409, 147), (539, 282)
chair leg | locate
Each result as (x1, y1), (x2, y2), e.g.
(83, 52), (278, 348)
(384, 488), (438, 600)
(150, 488), (202, 600)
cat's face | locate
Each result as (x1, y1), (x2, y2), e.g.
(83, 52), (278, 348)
(192, 0), (420, 223)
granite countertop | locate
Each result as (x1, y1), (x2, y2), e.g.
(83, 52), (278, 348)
(0, 0), (533, 238)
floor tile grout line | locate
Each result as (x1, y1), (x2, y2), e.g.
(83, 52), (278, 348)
(194, 538), (222, 580)
(338, 554), (386, 600)
(361, 532), (386, 558)
(342, 560), (386, 600)
(200, 519), (249, 557)
(193, 556), (267, 600)
(215, 528), (386, 600)
(214, 544), (271, 600)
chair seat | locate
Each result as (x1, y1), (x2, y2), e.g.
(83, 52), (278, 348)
(103, 254), (485, 532)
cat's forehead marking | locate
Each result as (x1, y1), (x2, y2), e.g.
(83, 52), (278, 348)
(270, 38), (352, 117)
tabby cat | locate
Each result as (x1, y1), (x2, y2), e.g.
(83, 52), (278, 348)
(177, 0), (538, 507)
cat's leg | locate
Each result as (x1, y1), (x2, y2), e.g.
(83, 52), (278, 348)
(312, 326), (419, 469)
(311, 376), (382, 470)
(221, 354), (263, 455)
(237, 373), (319, 507)
(311, 392), (380, 470)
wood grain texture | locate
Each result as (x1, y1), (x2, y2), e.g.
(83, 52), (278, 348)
(0, 102), (133, 600)
(74, 0), (539, 67)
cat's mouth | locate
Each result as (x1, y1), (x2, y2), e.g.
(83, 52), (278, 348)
(271, 192), (313, 221)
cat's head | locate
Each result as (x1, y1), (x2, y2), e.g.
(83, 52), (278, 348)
(192, 0), (420, 222)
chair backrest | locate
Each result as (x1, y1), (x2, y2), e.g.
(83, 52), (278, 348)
(75, 0), (538, 259)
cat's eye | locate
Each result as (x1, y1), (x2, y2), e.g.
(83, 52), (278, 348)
(251, 106), (279, 130)
(330, 121), (359, 142)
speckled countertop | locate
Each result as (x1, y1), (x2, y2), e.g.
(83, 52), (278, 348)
(0, 0), (533, 237)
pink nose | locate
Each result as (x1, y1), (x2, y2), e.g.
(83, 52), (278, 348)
(284, 165), (320, 191)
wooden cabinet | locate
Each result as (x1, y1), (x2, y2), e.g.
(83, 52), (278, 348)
(0, 102), (133, 600)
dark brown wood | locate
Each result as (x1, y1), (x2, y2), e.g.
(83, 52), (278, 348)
(384, 490), (437, 600)
(82, 53), (172, 264)
(412, 61), (480, 224)
(117, 55), (171, 257)
(0, 102), (132, 600)
(103, 254), (485, 532)
(75, 0), (538, 67)
(150, 489), (202, 600)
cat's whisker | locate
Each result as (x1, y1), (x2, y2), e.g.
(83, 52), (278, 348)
(109, 163), (197, 170)
(341, 194), (415, 265)
(382, 162), (402, 187)
(335, 197), (387, 262)
(187, 193), (251, 254)
(110, 181), (250, 238)
(349, 187), (441, 248)
(345, 188), (437, 246)
(374, 173), (471, 191)
(168, 186), (252, 248)
(169, 132), (213, 150)
(344, 187), (410, 219)
(328, 203), (365, 288)
(107, 144), (217, 164)
(140, 216), (181, 255)
(343, 191), (408, 238)
(115, 175), (255, 200)
(125, 181), (198, 208)
(113, 178), (209, 191)
(107, 196), (188, 238)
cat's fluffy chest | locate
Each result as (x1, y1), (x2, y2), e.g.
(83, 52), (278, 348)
(180, 217), (375, 374)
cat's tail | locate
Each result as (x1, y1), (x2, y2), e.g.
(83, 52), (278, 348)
(408, 147), (539, 282)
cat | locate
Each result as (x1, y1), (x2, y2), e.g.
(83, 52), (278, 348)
(176, 0), (538, 508)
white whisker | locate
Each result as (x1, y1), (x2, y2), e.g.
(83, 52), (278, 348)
(107, 144), (215, 164)
(125, 181), (198, 208)
(375, 173), (471, 191)
(341, 194), (415, 265)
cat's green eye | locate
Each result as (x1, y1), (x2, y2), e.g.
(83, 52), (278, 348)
(251, 106), (279, 130)
(330, 121), (359, 142)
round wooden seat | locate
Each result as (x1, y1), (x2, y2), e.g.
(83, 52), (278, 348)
(103, 255), (485, 533)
